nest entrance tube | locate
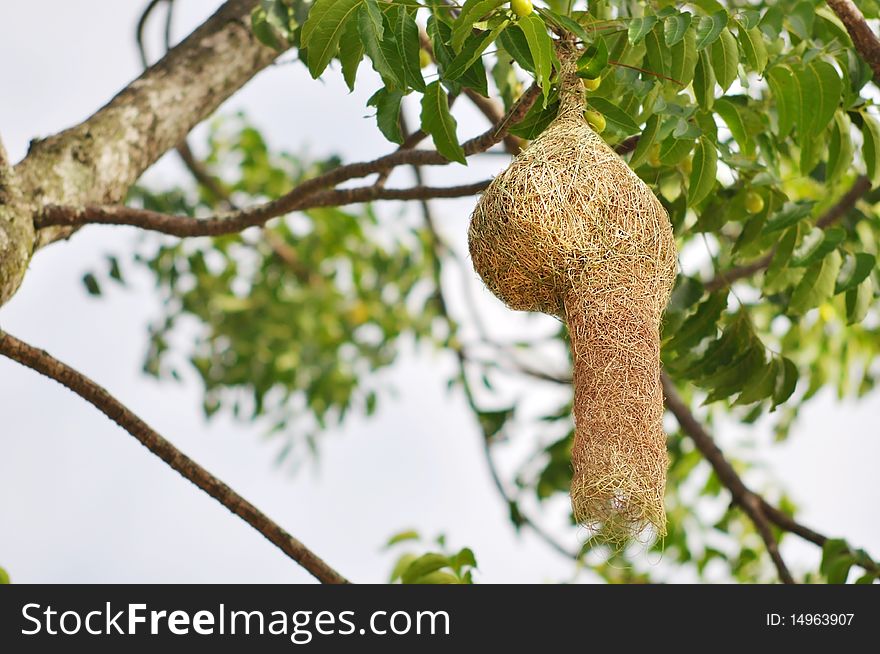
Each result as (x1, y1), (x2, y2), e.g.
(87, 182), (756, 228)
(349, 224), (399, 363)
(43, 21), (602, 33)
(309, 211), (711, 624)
(468, 45), (677, 541)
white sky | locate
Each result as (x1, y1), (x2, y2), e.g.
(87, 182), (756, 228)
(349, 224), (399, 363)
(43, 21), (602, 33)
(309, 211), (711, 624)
(0, 1), (878, 584)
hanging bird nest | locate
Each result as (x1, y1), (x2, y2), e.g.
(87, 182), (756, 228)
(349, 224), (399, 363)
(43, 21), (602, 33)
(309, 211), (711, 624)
(468, 43), (677, 541)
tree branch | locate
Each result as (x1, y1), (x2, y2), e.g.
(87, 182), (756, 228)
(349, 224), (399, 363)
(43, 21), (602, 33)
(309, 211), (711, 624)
(36, 84), (539, 237)
(489, 357), (880, 580)
(16, 0), (283, 253)
(462, 88), (525, 155)
(661, 372), (795, 583)
(0, 329), (349, 584)
(705, 175), (871, 292)
(827, 0), (880, 79)
(38, 181), (490, 236)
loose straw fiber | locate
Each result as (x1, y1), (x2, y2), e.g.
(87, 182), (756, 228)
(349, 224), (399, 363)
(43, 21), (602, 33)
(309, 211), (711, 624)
(468, 45), (677, 540)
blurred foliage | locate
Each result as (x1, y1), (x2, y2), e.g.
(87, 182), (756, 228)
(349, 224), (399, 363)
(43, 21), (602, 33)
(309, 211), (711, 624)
(101, 116), (442, 464)
(384, 531), (478, 583)
(89, 0), (880, 583)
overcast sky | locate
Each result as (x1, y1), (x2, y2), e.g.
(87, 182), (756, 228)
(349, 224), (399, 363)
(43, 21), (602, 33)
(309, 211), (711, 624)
(1, 1), (878, 584)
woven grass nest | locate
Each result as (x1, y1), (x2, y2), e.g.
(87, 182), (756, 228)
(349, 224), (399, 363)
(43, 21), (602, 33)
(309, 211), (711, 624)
(468, 46), (677, 541)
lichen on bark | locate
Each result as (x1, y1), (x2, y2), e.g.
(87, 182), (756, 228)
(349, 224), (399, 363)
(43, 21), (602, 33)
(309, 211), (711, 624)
(0, 0), (283, 308)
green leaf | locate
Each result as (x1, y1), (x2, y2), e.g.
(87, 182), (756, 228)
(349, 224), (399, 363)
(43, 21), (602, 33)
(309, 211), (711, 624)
(766, 66), (796, 137)
(445, 20), (508, 81)
(451, 547), (477, 571)
(411, 571), (461, 584)
(735, 358), (779, 405)
(664, 12), (692, 46)
(628, 15), (658, 44)
(251, 7), (283, 50)
(644, 24), (668, 78)
(827, 558), (854, 584)
(385, 529), (420, 548)
(801, 61), (842, 137)
(515, 14), (556, 106)
(788, 0), (815, 41)
(421, 81), (466, 164)
(827, 111), (853, 184)
(539, 9), (590, 43)
(362, 0), (384, 39)
(82, 272), (101, 296)
(367, 88), (404, 144)
(703, 346), (765, 404)
(820, 539), (850, 575)
(401, 553), (451, 584)
(736, 9), (761, 30)
(338, 17), (364, 91)
(393, 4), (426, 91)
(666, 292), (728, 351)
(107, 255), (124, 284)
(792, 227), (845, 267)
(659, 136), (695, 166)
(577, 40), (608, 80)
(835, 252), (876, 293)
(508, 101), (559, 139)
(737, 25), (767, 73)
(772, 357), (798, 408)
(714, 98), (753, 156)
(498, 25), (534, 73)
(789, 249), (843, 315)
(670, 27), (698, 86)
(389, 553), (418, 582)
(845, 278), (873, 324)
(586, 97), (639, 135)
(763, 226), (799, 290)
(763, 201), (815, 235)
(688, 136), (717, 205)
(693, 49), (716, 109)
(710, 27), (738, 92)
(0, 566), (9, 584)
(358, 4), (403, 89)
(695, 10), (728, 50)
(452, 0), (506, 52)
(429, 16), (462, 93)
(629, 114), (660, 168)
(477, 407), (514, 438)
(861, 112), (880, 185)
(301, 0), (363, 79)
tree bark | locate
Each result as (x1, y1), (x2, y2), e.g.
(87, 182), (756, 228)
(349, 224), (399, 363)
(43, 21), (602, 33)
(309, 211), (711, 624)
(0, 0), (284, 306)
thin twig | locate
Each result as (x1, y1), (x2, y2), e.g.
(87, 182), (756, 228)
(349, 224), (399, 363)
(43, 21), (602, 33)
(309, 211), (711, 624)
(38, 181), (490, 236)
(608, 59), (684, 86)
(0, 329), (349, 584)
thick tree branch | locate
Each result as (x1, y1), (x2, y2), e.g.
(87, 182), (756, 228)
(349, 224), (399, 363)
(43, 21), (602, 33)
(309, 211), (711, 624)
(0, 135), (33, 306)
(0, 0), (284, 307)
(36, 84), (539, 238)
(827, 0), (880, 79)
(705, 175), (871, 292)
(0, 329), (348, 584)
